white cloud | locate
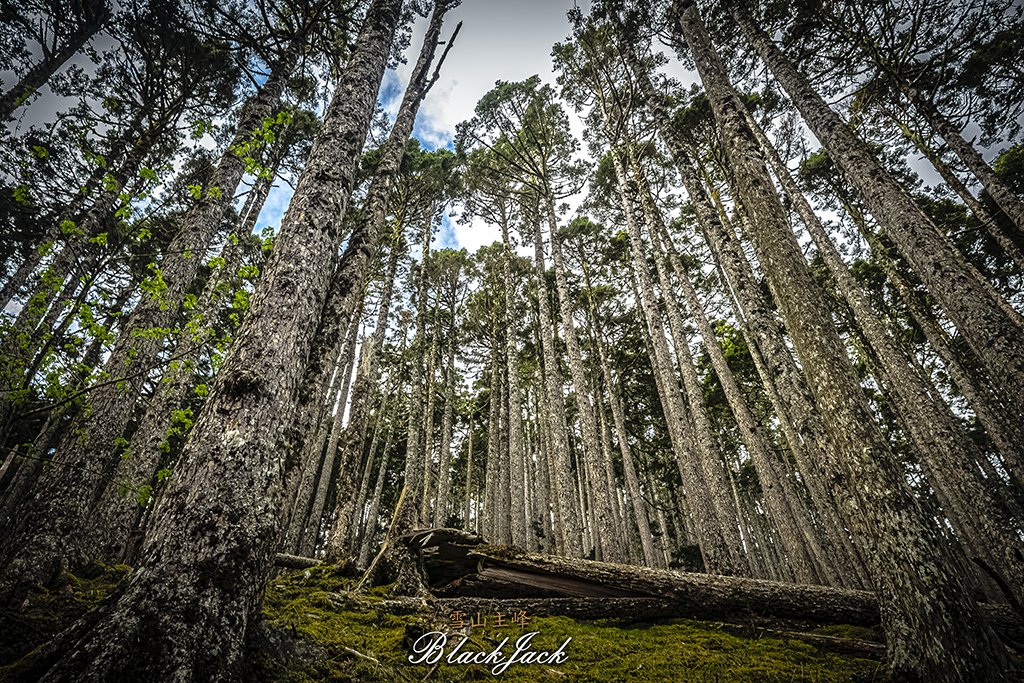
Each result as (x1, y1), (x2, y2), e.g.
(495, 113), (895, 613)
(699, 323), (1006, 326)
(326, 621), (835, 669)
(450, 212), (501, 253)
(256, 1), (591, 245)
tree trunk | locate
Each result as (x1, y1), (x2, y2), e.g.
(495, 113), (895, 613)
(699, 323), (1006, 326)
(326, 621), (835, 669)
(331, 233), (405, 555)
(730, 1), (1024, 426)
(355, 331), (408, 568)
(418, 298), (441, 524)
(888, 112), (1024, 271)
(530, 210), (584, 557)
(499, 217), (528, 547)
(643, 171), (827, 585)
(295, 304), (363, 558)
(0, 9), (108, 120)
(900, 82), (1024, 236)
(463, 414), (475, 533)
(88, 231), (254, 563)
(89, 163), (280, 563)
(358, 211), (437, 584)
(432, 313), (457, 528)
(593, 321), (661, 568)
(681, 4), (1010, 679)
(24, 2), (403, 678)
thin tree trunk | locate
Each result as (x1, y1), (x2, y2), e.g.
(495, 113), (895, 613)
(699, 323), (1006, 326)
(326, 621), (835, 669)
(330, 233), (405, 554)
(358, 211), (438, 588)
(296, 305), (363, 558)
(433, 319), (457, 528)
(530, 211), (584, 557)
(889, 113), (1024, 270)
(645, 179), (827, 585)
(627, 145), (749, 574)
(499, 217), (528, 547)
(532, 384), (555, 553)
(357, 399), (397, 568)
(483, 341), (501, 541)
(900, 82), (1024, 236)
(282, 298), (360, 555)
(463, 417), (474, 532)
(418, 300), (441, 524)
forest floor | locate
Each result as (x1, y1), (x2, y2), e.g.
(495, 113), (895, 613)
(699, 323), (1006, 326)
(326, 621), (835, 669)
(0, 561), (886, 682)
(253, 563), (886, 682)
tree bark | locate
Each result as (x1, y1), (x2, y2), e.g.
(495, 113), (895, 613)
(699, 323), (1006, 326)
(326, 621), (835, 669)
(530, 210), (584, 557)
(680, 4), (1010, 678)
(0, 51), (296, 593)
(24, 2), (403, 678)
(729, 0), (1024, 428)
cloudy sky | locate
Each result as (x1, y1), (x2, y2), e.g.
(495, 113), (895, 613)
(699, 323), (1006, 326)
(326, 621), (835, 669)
(257, 0), (593, 254)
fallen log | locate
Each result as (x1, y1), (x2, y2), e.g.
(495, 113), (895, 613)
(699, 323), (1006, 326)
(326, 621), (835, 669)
(399, 530), (1024, 643)
(464, 546), (879, 626)
(275, 553), (321, 570)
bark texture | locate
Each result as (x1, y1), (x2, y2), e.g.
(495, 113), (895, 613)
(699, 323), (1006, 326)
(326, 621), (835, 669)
(28, 2), (403, 678)
(681, 3), (1010, 679)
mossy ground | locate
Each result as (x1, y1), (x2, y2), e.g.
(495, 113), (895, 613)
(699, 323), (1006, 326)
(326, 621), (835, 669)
(0, 563), (885, 682)
(255, 566), (885, 682)
(0, 563), (130, 669)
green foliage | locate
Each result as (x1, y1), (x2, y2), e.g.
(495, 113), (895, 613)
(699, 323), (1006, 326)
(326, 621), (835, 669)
(993, 144), (1024, 194)
(139, 263), (170, 309)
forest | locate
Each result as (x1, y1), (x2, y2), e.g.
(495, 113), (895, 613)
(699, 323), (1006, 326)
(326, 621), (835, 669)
(1, 0), (1023, 680)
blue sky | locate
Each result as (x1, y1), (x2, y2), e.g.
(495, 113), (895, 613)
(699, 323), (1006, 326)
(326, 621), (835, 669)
(252, 0), (593, 254)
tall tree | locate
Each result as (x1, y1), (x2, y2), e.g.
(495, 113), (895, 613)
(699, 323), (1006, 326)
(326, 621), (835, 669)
(728, 0), (1024, 429)
(24, 1), (405, 678)
(675, 2), (1009, 678)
